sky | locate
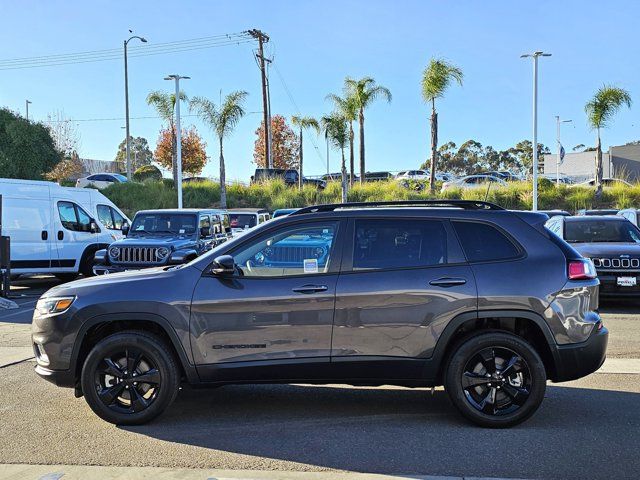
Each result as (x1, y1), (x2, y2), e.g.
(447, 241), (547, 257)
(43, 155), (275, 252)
(0, 0), (638, 182)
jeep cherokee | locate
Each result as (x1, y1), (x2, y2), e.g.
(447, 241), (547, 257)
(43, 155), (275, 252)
(32, 200), (607, 427)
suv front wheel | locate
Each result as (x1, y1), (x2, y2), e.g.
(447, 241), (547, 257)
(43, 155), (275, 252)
(80, 331), (180, 425)
(445, 332), (546, 428)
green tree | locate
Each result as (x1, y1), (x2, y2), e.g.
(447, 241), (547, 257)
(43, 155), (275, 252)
(114, 136), (153, 171)
(321, 113), (349, 202)
(146, 90), (187, 185)
(421, 58), (463, 192)
(507, 140), (551, 174)
(344, 77), (391, 184)
(291, 115), (320, 189)
(585, 85), (632, 195)
(190, 90), (248, 208)
(0, 108), (61, 179)
(326, 93), (358, 185)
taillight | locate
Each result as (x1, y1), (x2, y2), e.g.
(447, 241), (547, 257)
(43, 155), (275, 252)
(568, 259), (597, 280)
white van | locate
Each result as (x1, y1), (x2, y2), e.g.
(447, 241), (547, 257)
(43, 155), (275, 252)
(0, 178), (130, 279)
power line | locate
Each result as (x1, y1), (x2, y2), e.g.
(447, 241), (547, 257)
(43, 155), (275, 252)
(41, 111), (262, 123)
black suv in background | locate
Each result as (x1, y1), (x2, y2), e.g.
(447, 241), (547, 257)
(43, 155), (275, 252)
(33, 200), (607, 427)
(93, 209), (229, 274)
(546, 214), (640, 296)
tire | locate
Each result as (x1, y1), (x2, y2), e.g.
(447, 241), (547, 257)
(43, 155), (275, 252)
(444, 331), (546, 428)
(79, 249), (97, 277)
(81, 330), (180, 425)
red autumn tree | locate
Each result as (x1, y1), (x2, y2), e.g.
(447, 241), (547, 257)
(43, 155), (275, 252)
(253, 114), (300, 169)
(154, 126), (207, 176)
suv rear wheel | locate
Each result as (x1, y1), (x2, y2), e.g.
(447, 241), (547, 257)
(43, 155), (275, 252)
(445, 332), (546, 428)
(80, 331), (180, 425)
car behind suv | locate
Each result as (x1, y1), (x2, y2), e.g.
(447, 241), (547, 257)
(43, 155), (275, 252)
(33, 200), (607, 427)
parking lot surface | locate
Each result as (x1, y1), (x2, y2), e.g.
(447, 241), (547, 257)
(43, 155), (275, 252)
(1, 276), (639, 479)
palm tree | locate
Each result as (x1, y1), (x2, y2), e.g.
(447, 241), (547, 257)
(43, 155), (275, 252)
(146, 90), (188, 184)
(321, 113), (349, 202)
(190, 90), (248, 208)
(585, 85), (632, 196)
(421, 58), (463, 192)
(344, 77), (392, 184)
(326, 93), (358, 185)
(291, 116), (320, 189)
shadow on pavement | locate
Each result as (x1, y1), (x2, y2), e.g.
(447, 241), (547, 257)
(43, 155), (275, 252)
(123, 383), (640, 479)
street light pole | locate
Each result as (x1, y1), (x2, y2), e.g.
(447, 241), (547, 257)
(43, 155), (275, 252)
(25, 100), (31, 120)
(555, 116), (572, 185)
(124, 34), (147, 180)
(165, 74), (190, 209)
(521, 51), (551, 211)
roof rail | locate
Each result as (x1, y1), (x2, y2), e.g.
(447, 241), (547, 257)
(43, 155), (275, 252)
(291, 200), (504, 215)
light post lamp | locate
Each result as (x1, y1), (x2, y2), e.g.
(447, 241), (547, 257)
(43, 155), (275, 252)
(124, 33), (147, 180)
(25, 100), (32, 120)
(555, 116), (572, 185)
(164, 74), (190, 209)
(521, 51), (551, 211)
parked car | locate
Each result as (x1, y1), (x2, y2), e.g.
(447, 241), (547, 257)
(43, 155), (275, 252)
(272, 208), (299, 218)
(363, 171), (393, 182)
(302, 177), (327, 189)
(396, 170), (429, 180)
(93, 209), (227, 275)
(577, 178), (632, 188)
(0, 178), (129, 279)
(441, 175), (507, 191)
(33, 199), (606, 428)
(576, 209), (619, 216)
(545, 214), (640, 296)
(228, 208), (271, 236)
(76, 173), (128, 190)
(322, 172), (359, 182)
(618, 208), (640, 226)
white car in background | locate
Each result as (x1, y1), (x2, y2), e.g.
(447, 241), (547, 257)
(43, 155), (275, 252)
(396, 170), (430, 180)
(76, 172), (128, 190)
(441, 174), (507, 192)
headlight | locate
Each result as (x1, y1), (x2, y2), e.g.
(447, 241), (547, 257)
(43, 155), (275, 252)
(35, 296), (75, 317)
(157, 247), (170, 259)
(109, 246), (120, 258)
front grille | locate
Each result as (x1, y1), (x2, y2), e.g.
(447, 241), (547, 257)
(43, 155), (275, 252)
(116, 247), (161, 264)
(591, 257), (640, 270)
(268, 246), (318, 263)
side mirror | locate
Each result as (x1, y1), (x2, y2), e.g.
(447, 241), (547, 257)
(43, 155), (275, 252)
(210, 255), (235, 275)
(90, 220), (99, 234)
(121, 222), (130, 236)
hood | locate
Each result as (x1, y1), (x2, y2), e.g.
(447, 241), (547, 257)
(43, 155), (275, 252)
(112, 236), (195, 249)
(572, 242), (640, 257)
(42, 265), (177, 298)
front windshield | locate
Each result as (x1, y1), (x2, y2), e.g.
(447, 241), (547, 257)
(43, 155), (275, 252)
(230, 213), (257, 229)
(565, 220), (640, 243)
(130, 213), (197, 236)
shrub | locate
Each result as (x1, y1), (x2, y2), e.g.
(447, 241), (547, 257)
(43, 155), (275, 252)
(133, 165), (162, 183)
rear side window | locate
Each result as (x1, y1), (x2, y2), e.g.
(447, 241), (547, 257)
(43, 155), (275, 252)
(353, 219), (448, 270)
(453, 221), (520, 262)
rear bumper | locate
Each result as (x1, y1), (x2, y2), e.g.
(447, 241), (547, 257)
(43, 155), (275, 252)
(34, 364), (76, 388)
(552, 325), (608, 382)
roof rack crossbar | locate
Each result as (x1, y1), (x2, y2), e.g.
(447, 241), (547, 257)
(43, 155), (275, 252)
(291, 200), (504, 215)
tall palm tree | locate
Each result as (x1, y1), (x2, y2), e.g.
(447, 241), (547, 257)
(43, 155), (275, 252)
(326, 93), (358, 185)
(321, 113), (349, 203)
(190, 90), (248, 208)
(421, 58), (463, 192)
(146, 90), (188, 184)
(291, 115), (320, 189)
(344, 77), (392, 184)
(585, 85), (632, 196)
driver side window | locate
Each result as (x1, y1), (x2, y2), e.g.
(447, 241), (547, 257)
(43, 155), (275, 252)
(232, 222), (339, 277)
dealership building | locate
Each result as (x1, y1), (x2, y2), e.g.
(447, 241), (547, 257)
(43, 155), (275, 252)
(543, 143), (640, 182)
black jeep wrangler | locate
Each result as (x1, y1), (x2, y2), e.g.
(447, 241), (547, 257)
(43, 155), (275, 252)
(93, 209), (229, 274)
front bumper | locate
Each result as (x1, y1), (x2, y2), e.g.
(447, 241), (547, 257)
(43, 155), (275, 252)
(92, 264), (129, 275)
(597, 273), (640, 296)
(34, 364), (76, 388)
(552, 325), (608, 382)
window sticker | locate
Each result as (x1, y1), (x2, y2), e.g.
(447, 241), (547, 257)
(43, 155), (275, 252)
(179, 229), (185, 234)
(303, 258), (319, 273)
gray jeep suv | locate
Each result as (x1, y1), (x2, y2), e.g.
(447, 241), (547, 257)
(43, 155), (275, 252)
(32, 200), (607, 427)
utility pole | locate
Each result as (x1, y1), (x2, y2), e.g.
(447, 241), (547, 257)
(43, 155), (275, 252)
(25, 100), (31, 120)
(165, 74), (190, 209)
(248, 29), (271, 168)
(521, 51), (551, 211)
(555, 116), (572, 185)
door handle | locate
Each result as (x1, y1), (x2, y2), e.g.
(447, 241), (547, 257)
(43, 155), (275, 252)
(292, 284), (328, 294)
(41, 231), (48, 241)
(429, 277), (467, 287)
(57, 231), (64, 240)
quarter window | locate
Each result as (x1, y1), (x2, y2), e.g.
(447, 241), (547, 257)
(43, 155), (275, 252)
(352, 219), (448, 270)
(57, 201), (93, 232)
(453, 221), (520, 262)
(232, 222), (338, 277)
